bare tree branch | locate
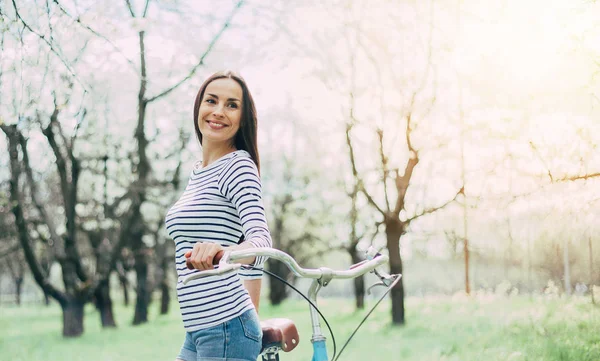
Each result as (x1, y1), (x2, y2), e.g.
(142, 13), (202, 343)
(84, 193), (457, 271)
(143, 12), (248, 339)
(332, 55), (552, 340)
(0, 244), (21, 259)
(405, 112), (417, 155)
(39, 102), (86, 282)
(104, 190), (132, 218)
(5, 257), (18, 279)
(45, 0), (55, 45)
(529, 141), (554, 182)
(124, 0), (136, 17)
(40, 108), (71, 208)
(124, 0), (151, 18)
(557, 172), (600, 182)
(18, 132), (65, 258)
(146, 0), (244, 103)
(393, 161), (417, 215)
(407, 187), (462, 222)
(142, 0), (150, 18)
(52, 0), (138, 73)
(529, 140), (599, 182)
(377, 128), (392, 212)
(412, 0), (435, 102)
(11, 0), (88, 90)
(70, 107), (87, 147)
(346, 94), (385, 216)
(368, 221), (384, 246)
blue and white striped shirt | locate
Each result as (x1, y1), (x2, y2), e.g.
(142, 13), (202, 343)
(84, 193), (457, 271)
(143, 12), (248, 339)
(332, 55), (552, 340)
(165, 150), (272, 331)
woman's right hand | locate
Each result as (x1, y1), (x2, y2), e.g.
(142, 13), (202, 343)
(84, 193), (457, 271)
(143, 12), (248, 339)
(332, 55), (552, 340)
(185, 242), (224, 271)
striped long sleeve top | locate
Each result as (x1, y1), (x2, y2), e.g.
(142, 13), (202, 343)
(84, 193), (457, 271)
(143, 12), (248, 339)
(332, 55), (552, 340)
(165, 150), (272, 332)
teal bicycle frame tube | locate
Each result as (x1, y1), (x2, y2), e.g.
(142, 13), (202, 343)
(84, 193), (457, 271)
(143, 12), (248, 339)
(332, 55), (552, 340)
(312, 340), (328, 361)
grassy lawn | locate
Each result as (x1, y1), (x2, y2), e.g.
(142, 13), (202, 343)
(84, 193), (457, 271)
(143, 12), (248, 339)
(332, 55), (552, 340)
(1, 295), (599, 361)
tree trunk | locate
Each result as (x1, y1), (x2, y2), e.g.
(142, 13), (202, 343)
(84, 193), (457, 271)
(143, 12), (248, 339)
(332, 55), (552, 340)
(563, 238), (571, 295)
(386, 217), (405, 325)
(15, 276), (23, 305)
(268, 213), (290, 306)
(527, 236), (533, 295)
(89, 234), (117, 328)
(464, 236), (470, 295)
(40, 256), (52, 306)
(94, 280), (117, 327)
(118, 270), (130, 306)
(589, 236), (595, 305)
(160, 280), (170, 315)
(268, 259), (291, 305)
(61, 298), (85, 337)
(350, 251), (365, 309)
(157, 241), (171, 315)
(133, 249), (150, 325)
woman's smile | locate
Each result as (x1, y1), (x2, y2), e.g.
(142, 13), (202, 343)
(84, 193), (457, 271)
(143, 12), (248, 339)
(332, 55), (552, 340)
(206, 120), (228, 130)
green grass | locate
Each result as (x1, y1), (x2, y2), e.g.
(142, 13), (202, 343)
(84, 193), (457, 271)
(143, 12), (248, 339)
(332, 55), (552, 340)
(1, 295), (599, 361)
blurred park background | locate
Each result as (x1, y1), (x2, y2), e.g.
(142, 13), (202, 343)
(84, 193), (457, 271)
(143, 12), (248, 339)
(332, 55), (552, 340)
(1, 0), (599, 360)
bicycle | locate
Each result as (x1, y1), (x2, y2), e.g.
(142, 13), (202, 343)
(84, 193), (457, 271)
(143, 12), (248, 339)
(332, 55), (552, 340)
(183, 247), (401, 361)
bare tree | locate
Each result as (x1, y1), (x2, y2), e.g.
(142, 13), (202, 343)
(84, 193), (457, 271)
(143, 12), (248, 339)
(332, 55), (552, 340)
(2, 0), (121, 335)
(346, 107), (461, 324)
(110, 0), (245, 325)
(2, 122), (93, 336)
(529, 140), (600, 296)
(343, 4), (460, 321)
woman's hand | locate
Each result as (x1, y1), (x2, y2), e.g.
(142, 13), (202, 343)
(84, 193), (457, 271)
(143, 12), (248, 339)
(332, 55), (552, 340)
(185, 242), (224, 271)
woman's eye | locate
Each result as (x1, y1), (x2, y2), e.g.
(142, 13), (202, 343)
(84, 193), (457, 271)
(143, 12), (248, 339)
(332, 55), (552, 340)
(228, 103), (238, 109)
(205, 98), (216, 104)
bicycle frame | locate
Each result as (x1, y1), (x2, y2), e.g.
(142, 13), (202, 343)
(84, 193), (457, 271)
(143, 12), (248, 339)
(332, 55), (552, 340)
(183, 247), (394, 361)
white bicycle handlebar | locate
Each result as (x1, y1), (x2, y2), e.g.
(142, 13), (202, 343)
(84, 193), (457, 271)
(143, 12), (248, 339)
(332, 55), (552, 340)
(182, 247), (389, 285)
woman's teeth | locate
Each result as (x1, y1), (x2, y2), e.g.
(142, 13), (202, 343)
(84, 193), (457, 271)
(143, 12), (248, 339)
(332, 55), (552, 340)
(208, 121), (225, 129)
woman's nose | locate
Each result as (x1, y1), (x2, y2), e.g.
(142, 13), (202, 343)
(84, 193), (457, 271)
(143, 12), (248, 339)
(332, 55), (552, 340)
(212, 105), (224, 117)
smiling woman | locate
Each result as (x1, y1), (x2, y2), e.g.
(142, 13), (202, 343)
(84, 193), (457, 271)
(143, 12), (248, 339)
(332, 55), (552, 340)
(193, 71), (261, 172)
(165, 70), (272, 361)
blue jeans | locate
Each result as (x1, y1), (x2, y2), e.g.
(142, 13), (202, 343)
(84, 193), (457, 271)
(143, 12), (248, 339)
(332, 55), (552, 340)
(177, 309), (263, 361)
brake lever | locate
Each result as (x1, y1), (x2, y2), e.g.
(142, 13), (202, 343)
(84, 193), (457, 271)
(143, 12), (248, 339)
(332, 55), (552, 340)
(363, 246), (401, 293)
(367, 281), (386, 295)
(373, 268), (398, 286)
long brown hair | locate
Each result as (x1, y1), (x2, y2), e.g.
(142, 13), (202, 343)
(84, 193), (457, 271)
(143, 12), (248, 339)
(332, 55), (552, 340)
(193, 70), (260, 172)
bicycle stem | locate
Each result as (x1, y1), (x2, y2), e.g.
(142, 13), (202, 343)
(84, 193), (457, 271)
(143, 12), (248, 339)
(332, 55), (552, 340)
(308, 279), (326, 342)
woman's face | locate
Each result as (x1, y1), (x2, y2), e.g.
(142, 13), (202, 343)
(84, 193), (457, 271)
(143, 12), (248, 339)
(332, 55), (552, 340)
(197, 78), (243, 146)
